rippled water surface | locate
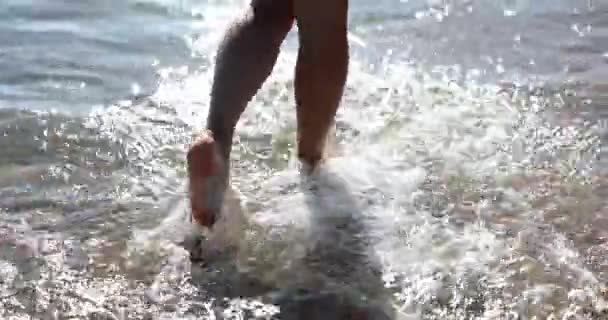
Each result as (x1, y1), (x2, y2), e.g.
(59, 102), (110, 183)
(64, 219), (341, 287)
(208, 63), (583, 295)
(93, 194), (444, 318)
(1, 0), (608, 319)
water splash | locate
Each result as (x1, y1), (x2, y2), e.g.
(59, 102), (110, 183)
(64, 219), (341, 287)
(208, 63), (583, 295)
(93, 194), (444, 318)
(1, 1), (607, 319)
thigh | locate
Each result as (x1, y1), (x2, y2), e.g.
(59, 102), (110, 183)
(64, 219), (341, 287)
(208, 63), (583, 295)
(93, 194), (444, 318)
(293, 0), (348, 30)
(251, 0), (294, 21)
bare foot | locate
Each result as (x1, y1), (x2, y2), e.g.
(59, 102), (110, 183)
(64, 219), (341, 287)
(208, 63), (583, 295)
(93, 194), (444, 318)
(187, 130), (226, 228)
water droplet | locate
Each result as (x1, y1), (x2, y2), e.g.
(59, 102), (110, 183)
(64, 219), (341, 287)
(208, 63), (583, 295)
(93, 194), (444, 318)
(513, 34), (521, 43)
(496, 64), (506, 74)
(131, 83), (141, 96)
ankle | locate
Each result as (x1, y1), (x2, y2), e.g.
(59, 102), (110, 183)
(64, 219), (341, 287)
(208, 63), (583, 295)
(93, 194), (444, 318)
(298, 153), (324, 174)
(204, 127), (234, 160)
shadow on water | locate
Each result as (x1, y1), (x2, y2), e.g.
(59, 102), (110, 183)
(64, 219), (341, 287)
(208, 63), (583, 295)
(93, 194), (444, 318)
(188, 166), (396, 320)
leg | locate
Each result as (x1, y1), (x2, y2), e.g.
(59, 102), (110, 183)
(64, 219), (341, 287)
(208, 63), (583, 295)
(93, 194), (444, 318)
(207, 0), (294, 156)
(293, 0), (349, 167)
(188, 0), (294, 227)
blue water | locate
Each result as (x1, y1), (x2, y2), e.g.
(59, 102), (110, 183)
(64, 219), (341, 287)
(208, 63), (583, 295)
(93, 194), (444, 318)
(1, 0), (606, 114)
(0, 0), (198, 112)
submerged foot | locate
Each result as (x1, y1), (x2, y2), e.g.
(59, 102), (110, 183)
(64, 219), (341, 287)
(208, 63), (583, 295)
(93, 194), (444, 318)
(298, 154), (325, 177)
(187, 130), (226, 228)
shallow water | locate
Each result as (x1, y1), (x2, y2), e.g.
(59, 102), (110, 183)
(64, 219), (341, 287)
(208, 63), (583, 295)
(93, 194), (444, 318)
(1, 0), (607, 319)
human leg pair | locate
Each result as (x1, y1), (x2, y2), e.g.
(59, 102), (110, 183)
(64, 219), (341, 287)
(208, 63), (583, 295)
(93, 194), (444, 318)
(188, 0), (349, 227)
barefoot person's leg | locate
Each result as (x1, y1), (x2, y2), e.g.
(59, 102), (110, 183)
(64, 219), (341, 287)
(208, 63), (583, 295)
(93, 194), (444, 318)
(293, 0), (349, 168)
(188, 0), (294, 227)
